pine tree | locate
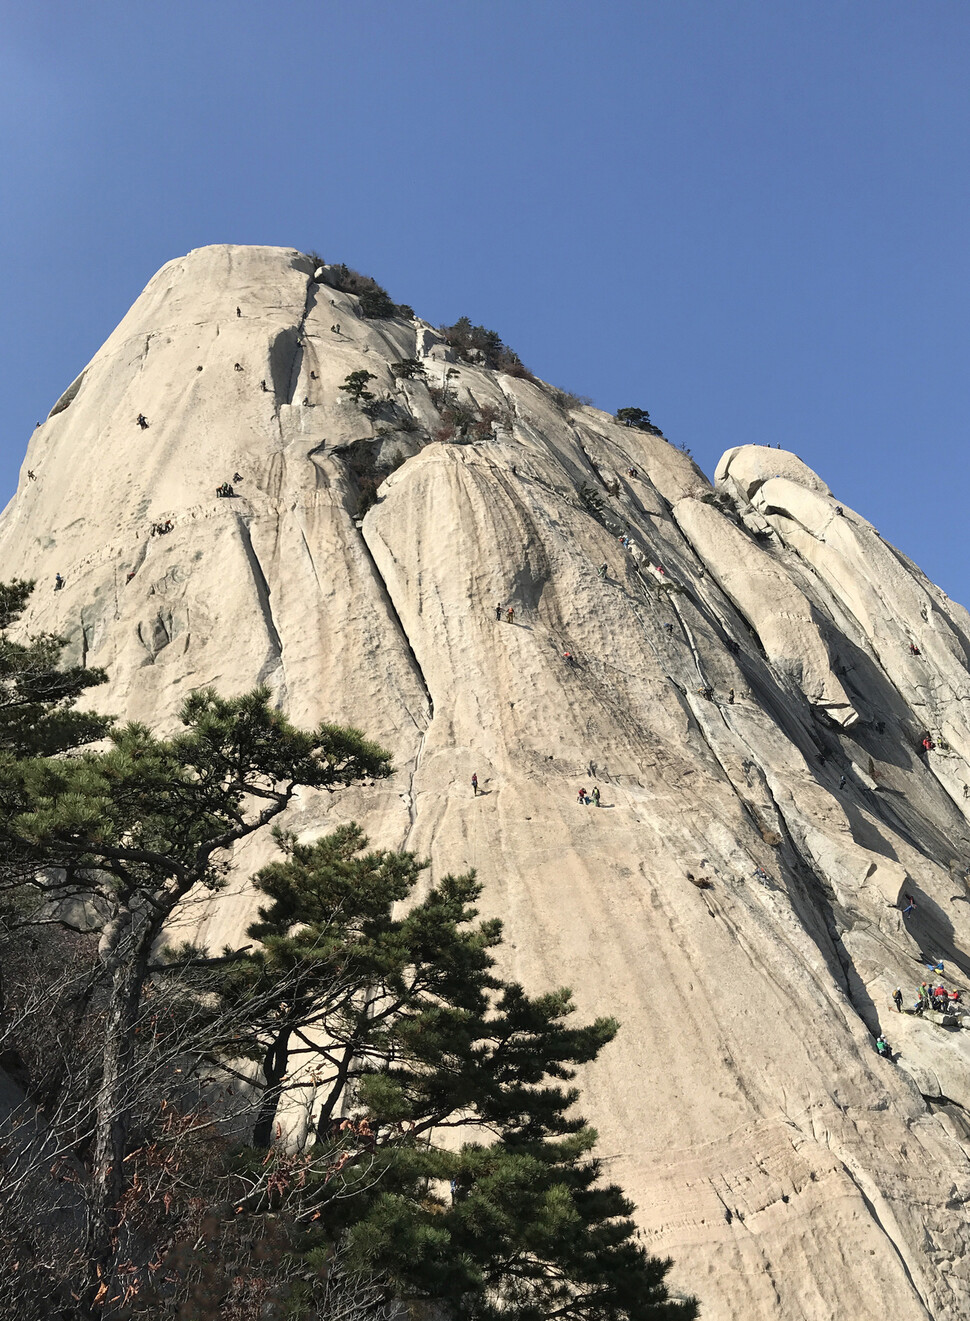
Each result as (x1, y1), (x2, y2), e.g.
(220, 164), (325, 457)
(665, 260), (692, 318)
(200, 825), (697, 1321)
(340, 370), (378, 405)
(0, 690), (391, 1308)
(0, 577), (110, 756)
(615, 407), (653, 430)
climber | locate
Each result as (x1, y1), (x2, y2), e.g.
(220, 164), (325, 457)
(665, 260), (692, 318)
(234, 363), (243, 372)
(656, 564), (666, 576)
(495, 602), (503, 621)
(663, 622), (673, 635)
(577, 787), (589, 805)
(627, 468), (637, 478)
(839, 775), (847, 790)
(902, 895), (916, 917)
(136, 413), (149, 429)
(53, 573), (64, 591)
(233, 472), (243, 483)
(197, 365), (203, 372)
(311, 371), (317, 379)
(875, 1036), (891, 1059)
(598, 563), (608, 579)
(893, 988), (903, 1013)
(506, 607), (514, 624)
(910, 642), (921, 656)
(303, 396), (310, 406)
(921, 735), (934, 753)
(471, 773), (479, 796)
(591, 786), (601, 807)
(728, 688), (735, 705)
(125, 571), (135, 584)
(564, 651), (576, 666)
(260, 380), (268, 391)
(236, 307), (241, 317)
(26, 470), (35, 481)
(835, 505), (844, 516)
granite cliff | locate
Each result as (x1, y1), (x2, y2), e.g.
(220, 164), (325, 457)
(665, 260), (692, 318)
(3, 244), (970, 1319)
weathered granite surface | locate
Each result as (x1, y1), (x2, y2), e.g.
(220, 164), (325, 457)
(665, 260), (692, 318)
(4, 244), (970, 1319)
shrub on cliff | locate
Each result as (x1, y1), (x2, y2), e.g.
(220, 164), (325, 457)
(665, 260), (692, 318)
(439, 317), (535, 379)
(341, 369), (378, 405)
(312, 260), (411, 319)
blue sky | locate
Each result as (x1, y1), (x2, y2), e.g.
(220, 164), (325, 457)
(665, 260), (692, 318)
(3, 2), (970, 601)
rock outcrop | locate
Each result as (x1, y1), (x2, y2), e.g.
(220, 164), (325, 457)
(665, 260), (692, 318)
(4, 244), (970, 1319)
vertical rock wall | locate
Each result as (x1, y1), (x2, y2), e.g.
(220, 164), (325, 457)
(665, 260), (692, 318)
(3, 244), (970, 1319)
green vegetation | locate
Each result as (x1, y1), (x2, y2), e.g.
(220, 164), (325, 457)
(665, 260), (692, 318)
(390, 358), (426, 380)
(615, 407), (657, 431)
(0, 577), (110, 756)
(439, 317), (534, 378)
(0, 581), (696, 1321)
(311, 259), (412, 320)
(340, 369), (378, 405)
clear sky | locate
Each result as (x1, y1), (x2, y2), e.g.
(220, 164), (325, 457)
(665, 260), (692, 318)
(3, 2), (970, 602)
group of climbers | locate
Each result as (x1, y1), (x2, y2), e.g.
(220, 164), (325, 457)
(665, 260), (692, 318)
(577, 785), (601, 807)
(216, 482), (235, 498)
(909, 979), (962, 1014)
(150, 519), (174, 536)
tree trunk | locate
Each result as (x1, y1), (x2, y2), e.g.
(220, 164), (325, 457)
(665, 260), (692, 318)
(252, 1026), (291, 1149)
(84, 941), (149, 1303)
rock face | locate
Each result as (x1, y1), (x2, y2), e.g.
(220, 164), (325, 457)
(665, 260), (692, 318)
(5, 243), (970, 1319)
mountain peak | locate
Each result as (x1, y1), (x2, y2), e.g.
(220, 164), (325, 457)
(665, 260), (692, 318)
(3, 245), (970, 1319)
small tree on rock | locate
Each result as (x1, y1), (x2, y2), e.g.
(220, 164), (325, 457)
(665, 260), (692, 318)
(615, 407), (653, 430)
(390, 359), (426, 380)
(341, 370), (378, 406)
